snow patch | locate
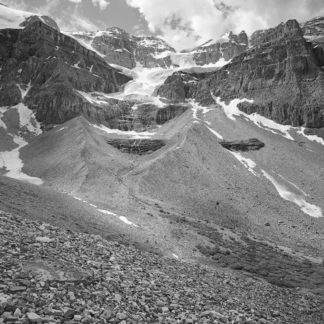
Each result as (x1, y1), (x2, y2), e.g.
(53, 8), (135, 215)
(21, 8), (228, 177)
(0, 107), (7, 129)
(206, 125), (223, 140)
(72, 197), (139, 227)
(17, 82), (31, 99)
(97, 209), (117, 216)
(262, 170), (322, 218)
(77, 90), (108, 105)
(97, 209), (139, 227)
(0, 135), (43, 185)
(73, 61), (81, 69)
(189, 100), (212, 120)
(277, 174), (308, 196)
(119, 216), (139, 227)
(230, 151), (258, 176)
(297, 127), (324, 146)
(152, 51), (172, 59)
(56, 127), (67, 132)
(213, 96), (294, 140)
(15, 103), (42, 135)
(93, 124), (155, 139)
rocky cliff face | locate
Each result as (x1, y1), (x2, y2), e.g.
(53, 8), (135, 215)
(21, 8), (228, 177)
(76, 91), (189, 131)
(301, 16), (324, 66)
(158, 20), (324, 128)
(302, 16), (324, 43)
(0, 18), (131, 126)
(187, 31), (248, 66)
(69, 27), (176, 69)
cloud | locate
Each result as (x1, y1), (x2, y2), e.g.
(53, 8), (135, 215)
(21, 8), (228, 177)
(92, 0), (110, 10)
(66, 0), (111, 10)
(126, 0), (324, 50)
(1, 0), (109, 30)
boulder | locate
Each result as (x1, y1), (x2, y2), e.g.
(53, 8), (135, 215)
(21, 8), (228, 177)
(106, 139), (165, 155)
(219, 138), (265, 151)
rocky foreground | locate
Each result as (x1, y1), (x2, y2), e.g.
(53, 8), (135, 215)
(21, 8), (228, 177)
(0, 211), (323, 324)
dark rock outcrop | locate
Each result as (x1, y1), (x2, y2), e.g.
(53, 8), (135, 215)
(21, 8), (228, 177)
(69, 27), (176, 69)
(0, 19), (131, 125)
(219, 138), (265, 151)
(107, 139), (165, 155)
(158, 19), (324, 128)
(301, 16), (324, 67)
(84, 99), (189, 132)
(157, 72), (201, 102)
(20, 15), (60, 31)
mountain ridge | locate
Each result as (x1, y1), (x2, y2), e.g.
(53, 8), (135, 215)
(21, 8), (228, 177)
(0, 5), (324, 322)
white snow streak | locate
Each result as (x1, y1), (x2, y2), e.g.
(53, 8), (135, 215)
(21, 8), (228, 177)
(262, 170), (322, 218)
(206, 125), (223, 140)
(97, 208), (139, 227)
(72, 198), (139, 228)
(172, 253), (180, 260)
(297, 127), (324, 146)
(230, 151), (258, 176)
(213, 96), (294, 140)
(93, 124), (155, 139)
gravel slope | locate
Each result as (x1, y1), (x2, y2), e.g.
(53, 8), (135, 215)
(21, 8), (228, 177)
(1, 211), (323, 324)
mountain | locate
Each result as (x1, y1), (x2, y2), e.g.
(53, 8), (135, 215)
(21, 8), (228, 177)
(0, 10), (131, 129)
(68, 27), (176, 69)
(1, 5), (324, 323)
(184, 30), (249, 66)
(68, 28), (249, 69)
(158, 19), (324, 129)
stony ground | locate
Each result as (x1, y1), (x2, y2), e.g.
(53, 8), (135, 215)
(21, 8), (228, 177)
(0, 211), (323, 324)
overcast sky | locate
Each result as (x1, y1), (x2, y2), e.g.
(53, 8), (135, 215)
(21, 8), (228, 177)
(2, 0), (324, 50)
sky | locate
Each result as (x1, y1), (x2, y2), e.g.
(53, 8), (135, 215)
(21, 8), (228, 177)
(1, 0), (324, 50)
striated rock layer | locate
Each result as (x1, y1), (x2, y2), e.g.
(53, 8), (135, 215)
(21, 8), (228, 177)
(0, 19), (131, 126)
(69, 27), (176, 69)
(187, 31), (248, 66)
(158, 20), (324, 128)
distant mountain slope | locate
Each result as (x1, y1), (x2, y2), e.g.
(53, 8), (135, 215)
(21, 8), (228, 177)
(158, 19), (324, 128)
(186, 31), (249, 66)
(68, 27), (176, 69)
(0, 6), (131, 127)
